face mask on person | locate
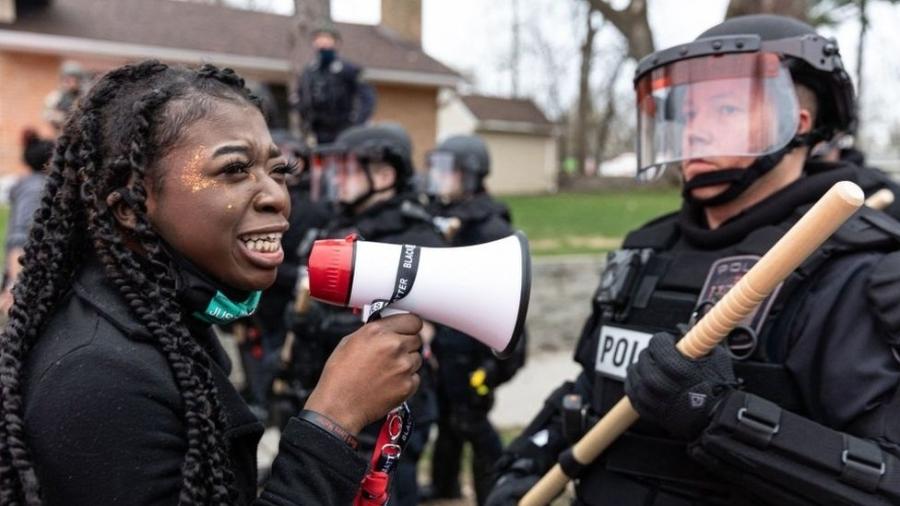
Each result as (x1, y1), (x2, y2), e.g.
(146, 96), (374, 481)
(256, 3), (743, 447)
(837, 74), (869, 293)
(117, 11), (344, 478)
(319, 48), (337, 66)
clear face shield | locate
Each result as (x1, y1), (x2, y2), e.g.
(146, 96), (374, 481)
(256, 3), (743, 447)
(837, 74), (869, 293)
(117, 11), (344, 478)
(635, 52), (800, 181)
(310, 149), (340, 203)
(425, 151), (464, 200)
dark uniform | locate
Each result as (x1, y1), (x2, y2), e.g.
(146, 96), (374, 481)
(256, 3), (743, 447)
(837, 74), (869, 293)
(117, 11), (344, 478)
(296, 57), (375, 144)
(292, 124), (443, 505)
(421, 135), (527, 504)
(487, 15), (900, 506)
(428, 193), (526, 504)
(491, 163), (900, 505)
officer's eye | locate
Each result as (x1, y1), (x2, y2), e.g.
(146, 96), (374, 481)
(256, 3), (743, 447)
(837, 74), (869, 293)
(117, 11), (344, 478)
(718, 104), (742, 116)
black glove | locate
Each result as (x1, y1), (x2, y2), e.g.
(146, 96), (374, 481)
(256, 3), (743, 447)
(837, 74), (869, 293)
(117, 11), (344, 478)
(485, 458), (540, 506)
(625, 332), (736, 440)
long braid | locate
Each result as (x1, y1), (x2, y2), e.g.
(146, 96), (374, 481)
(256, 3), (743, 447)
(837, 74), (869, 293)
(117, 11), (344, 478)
(0, 60), (262, 505)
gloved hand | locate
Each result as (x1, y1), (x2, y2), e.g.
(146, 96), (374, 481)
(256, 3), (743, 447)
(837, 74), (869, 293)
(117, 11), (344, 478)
(625, 332), (736, 440)
(485, 458), (540, 506)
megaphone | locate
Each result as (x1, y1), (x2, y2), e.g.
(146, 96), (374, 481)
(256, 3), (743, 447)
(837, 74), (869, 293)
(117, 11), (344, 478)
(307, 232), (531, 357)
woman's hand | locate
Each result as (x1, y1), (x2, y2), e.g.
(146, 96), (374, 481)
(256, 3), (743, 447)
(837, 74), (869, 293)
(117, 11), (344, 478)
(304, 313), (424, 434)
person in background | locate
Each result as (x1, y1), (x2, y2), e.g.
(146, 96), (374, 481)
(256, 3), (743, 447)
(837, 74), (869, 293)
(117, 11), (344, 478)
(422, 134), (527, 505)
(43, 61), (88, 133)
(293, 23), (376, 145)
(0, 129), (53, 315)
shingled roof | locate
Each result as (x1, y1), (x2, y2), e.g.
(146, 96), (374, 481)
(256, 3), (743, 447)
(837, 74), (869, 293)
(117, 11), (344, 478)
(0, 0), (459, 85)
(459, 94), (554, 134)
(461, 95), (552, 125)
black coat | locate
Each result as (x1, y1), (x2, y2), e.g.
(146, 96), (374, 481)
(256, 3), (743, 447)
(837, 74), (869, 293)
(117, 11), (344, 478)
(23, 260), (367, 505)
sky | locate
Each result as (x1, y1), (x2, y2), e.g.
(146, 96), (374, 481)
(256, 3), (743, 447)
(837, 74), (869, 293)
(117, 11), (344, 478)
(259, 0), (900, 156)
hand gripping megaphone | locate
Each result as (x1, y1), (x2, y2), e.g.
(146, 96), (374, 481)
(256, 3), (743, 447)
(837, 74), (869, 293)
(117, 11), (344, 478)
(306, 231), (531, 357)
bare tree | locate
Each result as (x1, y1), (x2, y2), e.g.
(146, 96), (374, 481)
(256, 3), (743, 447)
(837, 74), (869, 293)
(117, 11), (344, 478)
(725, 0), (812, 21)
(511, 0), (521, 97)
(288, 0), (329, 138)
(575, 5), (599, 174)
(585, 0), (654, 60)
(593, 54), (628, 165)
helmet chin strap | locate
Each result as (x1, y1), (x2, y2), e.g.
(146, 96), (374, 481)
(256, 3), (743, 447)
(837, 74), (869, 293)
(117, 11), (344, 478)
(682, 133), (814, 207)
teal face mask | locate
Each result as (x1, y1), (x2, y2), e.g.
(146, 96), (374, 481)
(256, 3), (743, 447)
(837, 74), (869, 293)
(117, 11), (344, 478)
(192, 290), (261, 325)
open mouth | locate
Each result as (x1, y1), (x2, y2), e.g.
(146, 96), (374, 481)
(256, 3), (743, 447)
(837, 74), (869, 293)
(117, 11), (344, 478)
(238, 232), (283, 253)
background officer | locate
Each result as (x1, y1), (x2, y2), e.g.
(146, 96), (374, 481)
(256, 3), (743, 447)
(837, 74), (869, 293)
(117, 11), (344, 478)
(293, 123), (444, 505)
(487, 15), (900, 506)
(421, 134), (527, 505)
(294, 23), (376, 144)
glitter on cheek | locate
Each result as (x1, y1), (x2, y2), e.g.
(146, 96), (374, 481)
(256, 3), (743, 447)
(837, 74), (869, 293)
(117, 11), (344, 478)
(179, 146), (219, 193)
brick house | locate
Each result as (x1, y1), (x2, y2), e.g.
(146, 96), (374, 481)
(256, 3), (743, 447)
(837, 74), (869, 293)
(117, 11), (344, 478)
(0, 0), (460, 175)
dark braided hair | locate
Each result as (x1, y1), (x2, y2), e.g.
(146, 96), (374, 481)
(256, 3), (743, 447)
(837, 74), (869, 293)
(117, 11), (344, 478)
(0, 60), (262, 505)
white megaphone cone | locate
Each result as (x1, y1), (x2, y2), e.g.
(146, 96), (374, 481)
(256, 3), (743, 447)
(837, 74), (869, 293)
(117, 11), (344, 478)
(307, 232), (531, 357)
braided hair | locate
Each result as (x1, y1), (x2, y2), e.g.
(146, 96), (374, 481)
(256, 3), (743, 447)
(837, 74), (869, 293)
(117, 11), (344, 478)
(0, 60), (262, 505)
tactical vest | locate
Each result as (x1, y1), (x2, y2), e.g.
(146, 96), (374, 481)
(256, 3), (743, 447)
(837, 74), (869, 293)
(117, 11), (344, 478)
(301, 61), (357, 131)
(571, 205), (900, 504)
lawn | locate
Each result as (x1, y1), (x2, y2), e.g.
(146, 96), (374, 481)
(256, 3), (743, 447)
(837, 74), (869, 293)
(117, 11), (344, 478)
(0, 188), (680, 264)
(500, 188), (682, 256)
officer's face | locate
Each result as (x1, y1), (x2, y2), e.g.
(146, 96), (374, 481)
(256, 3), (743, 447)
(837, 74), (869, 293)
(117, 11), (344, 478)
(313, 33), (337, 50)
(145, 99), (291, 291)
(679, 79), (773, 202)
(335, 158), (371, 204)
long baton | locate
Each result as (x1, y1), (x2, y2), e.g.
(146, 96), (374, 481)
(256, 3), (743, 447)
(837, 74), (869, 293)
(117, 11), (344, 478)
(519, 181), (865, 506)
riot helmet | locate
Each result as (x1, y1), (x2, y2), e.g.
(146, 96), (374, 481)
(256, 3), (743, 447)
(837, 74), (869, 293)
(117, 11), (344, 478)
(311, 123), (415, 210)
(426, 134), (491, 200)
(633, 14), (855, 206)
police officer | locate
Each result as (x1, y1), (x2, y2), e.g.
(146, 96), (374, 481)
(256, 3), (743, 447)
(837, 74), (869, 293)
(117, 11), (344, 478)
(422, 135), (527, 504)
(295, 24), (376, 144)
(486, 15), (900, 506)
(809, 133), (900, 219)
(298, 123), (444, 505)
(43, 61), (87, 133)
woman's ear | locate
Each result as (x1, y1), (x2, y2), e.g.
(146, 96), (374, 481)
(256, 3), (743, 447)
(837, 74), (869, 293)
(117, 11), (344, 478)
(106, 189), (138, 231)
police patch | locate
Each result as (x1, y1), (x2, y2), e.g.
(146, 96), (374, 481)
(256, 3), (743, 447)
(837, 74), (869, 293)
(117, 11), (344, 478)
(594, 325), (654, 381)
(696, 255), (782, 359)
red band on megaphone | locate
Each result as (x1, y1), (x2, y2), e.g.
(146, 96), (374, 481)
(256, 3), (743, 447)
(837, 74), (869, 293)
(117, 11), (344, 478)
(308, 234), (357, 306)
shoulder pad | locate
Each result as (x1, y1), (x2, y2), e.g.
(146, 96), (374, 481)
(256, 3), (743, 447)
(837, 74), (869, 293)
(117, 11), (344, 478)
(867, 251), (900, 347)
(829, 207), (900, 251)
(622, 211), (679, 250)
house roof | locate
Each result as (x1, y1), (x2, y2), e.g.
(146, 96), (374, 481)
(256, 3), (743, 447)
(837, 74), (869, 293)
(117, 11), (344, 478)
(0, 0), (459, 86)
(460, 95), (553, 126)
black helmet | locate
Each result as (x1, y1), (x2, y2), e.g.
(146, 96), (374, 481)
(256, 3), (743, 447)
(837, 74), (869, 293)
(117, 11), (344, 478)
(334, 123), (415, 188)
(633, 14), (855, 206)
(429, 134), (491, 194)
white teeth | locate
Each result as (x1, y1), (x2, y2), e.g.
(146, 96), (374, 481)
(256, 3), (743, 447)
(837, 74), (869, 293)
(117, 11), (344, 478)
(240, 232), (283, 242)
(241, 233), (283, 253)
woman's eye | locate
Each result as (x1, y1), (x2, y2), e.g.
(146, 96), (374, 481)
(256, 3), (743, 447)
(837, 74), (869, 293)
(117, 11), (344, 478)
(222, 162), (249, 175)
(272, 161), (299, 176)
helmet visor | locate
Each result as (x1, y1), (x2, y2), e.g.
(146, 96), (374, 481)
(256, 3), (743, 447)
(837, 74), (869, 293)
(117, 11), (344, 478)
(310, 149), (363, 203)
(635, 52), (800, 181)
(425, 151), (461, 198)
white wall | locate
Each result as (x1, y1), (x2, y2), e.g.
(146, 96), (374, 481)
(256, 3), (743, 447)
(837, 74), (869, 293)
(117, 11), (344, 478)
(436, 90), (477, 140)
(481, 130), (557, 195)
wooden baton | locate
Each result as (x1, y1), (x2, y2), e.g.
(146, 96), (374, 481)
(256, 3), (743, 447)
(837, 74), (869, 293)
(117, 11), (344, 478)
(519, 181), (865, 506)
(865, 188), (894, 211)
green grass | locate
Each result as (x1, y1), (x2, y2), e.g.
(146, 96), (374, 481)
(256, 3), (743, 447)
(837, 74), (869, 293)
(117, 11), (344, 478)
(500, 188), (681, 256)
